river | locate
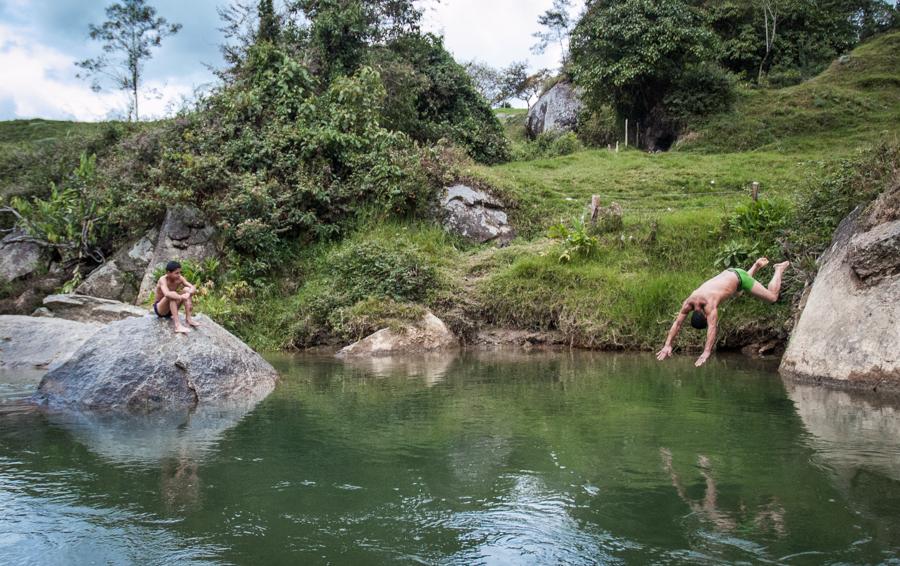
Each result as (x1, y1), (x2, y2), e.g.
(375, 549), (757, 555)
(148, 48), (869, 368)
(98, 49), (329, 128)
(1, 351), (899, 564)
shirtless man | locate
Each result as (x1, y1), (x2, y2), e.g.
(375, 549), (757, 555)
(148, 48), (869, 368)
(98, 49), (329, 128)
(153, 260), (200, 334)
(656, 258), (790, 366)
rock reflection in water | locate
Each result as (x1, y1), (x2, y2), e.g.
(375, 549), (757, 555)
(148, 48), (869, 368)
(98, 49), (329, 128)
(43, 400), (263, 511)
(786, 382), (900, 539)
(338, 353), (455, 385)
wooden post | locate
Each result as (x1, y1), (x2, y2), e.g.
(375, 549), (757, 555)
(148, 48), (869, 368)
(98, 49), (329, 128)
(615, 141), (619, 153)
(590, 195), (601, 223)
(624, 119), (629, 147)
(636, 122), (640, 148)
(751, 181), (760, 201)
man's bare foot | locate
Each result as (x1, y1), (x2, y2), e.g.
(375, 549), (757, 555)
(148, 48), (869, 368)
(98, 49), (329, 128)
(175, 326), (190, 334)
(775, 261), (790, 271)
(187, 319), (201, 328)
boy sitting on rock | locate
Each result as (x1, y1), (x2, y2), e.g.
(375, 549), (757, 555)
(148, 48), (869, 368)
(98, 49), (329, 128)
(153, 260), (200, 334)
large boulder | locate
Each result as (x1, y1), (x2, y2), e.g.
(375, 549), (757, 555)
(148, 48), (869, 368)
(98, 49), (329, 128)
(781, 190), (900, 391)
(76, 229), (157, 303)
(526, 79), (584, 139)
(35, 315), (278, 411)
(0, 232), (42, 283)
(337, 312), (458, 357)
(0, 316), (100, 370)
(439, 184), (515, 245)
(137, 206), (218, 302)
(41, 294), (147, 324)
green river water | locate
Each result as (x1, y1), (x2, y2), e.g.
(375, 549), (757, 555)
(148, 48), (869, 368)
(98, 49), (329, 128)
(1, 351), (899, 565)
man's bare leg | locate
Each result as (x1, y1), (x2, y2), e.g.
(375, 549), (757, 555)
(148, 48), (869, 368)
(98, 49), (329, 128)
(171, 299), (190, 333)
(184, 296), (200, 328)
(749, 261), (790, 303)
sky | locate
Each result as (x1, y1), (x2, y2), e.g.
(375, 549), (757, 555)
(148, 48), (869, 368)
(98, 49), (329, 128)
(0, 0), (583, 121)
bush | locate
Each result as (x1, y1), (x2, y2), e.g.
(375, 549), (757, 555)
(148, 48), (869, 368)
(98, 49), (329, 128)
(514, 131), (583, 161)
(766, 68), (805, 88)
(330, 239), (438, 304)
(664, 63), (737, 125)
(548, 218), (599, 263)
(576, 106), (618, 147)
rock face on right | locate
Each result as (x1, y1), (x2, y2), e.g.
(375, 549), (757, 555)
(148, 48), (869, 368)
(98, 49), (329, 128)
(36, 315), (278, 411)
(526, 80), (583, 139)
(337, 312), (458, 357)
(780, 187), (900, 391)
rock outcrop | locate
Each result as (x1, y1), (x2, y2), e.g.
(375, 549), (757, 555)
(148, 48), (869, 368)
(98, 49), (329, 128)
(337, 312), (458, 357)
(0, 232), (42, 284)
(41, 294), (147, 324)
(36, 315), (278, 411)
(137, 206), (218, 302)
(781, 184), (900, 392)
(76, 229), (157, 303)
(438, 184), (515, 245)
(0, 316), (100, 370)
(526, 80), (583, 139)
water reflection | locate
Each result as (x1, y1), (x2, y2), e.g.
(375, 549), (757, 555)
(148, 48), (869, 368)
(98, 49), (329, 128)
(786, 382), (900, 542)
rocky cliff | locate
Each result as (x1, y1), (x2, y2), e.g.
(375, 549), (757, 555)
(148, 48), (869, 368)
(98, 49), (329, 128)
(781, 180), (900, 392)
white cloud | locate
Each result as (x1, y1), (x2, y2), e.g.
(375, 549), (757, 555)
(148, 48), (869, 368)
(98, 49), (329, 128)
(423, 0), (583, 71)
(0, 23), (200, 121)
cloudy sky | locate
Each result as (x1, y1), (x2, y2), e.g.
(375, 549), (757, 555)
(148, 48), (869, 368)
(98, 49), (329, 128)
(0, 0), (583, 121)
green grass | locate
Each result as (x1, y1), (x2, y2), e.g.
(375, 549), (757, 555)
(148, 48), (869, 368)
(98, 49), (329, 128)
(0, 119), (107, 144)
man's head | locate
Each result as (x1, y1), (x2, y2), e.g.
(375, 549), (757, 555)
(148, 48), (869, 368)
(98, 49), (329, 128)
(166, 260), (182, 276)
(690, 310), (708, 330)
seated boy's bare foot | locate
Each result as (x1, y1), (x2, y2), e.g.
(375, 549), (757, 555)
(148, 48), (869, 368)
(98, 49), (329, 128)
(187, 319), (201, 328)
(775, 261), (790, 271)
(175, 326), (190, 334)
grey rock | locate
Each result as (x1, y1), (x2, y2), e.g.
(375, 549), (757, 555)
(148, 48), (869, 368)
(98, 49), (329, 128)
(526, 80), (584, 139)
(337, 312), (458, 357)
(848, 219), (900, 284)
(781, 205), (900, 390)
(76, 229), (157, 303)
(36, 315), (278, 411)
(0, 232), (42, 283)
(0, 315), (100, 370)
(31, 307), (54, 318)
(137, 206), (218, 302)
(43, 294), (147, 324)
(438, 184), (515, 244)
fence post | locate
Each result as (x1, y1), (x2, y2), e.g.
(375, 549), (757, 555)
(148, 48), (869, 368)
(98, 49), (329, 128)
(751, 182), (760, 201)
(590, 195), (601, 223)
(624, 119), (629, 147)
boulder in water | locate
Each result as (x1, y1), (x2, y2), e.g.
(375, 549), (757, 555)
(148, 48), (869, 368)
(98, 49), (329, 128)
(337, 312), (458, 357)
(36, 315), (278, 411)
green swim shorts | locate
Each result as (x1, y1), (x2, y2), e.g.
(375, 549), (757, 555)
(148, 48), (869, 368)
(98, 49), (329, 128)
(727, 267), (756, 292)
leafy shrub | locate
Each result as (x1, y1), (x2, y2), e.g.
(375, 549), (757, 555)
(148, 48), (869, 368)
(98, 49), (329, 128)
(576, 106), (618, 147)
(548, 218), (599, 263)
(330, 239), (437, 304)
(726, 198), (791, 240)
(665, 63), (737, 124)
(514, 131), (583, 161)
(766, 68), (805, 88)
(715, 239), (761, 269)
(5, 153), (109, 264)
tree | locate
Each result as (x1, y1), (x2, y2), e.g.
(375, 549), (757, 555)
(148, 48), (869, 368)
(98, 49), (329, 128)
(756, 0), (781, 82)
(570, 0), (715, 123)
(500, 61), (549, 110)
(257, 0), (281, 43)
(531, 0), (574, 66)
(464, 61), (506, 106)
(76, 0), (182, 121)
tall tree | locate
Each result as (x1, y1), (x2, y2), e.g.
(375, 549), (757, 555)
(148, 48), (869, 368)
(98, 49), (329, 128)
(76, 0), (182, 121)
(500, 61), (549, 110)
(531, 0), (574, 66)
(257, 0), (281, 42)
(570, 0), (714, 121)
(464, 60), (506, 106)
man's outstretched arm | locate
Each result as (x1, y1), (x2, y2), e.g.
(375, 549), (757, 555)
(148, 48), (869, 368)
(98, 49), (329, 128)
(657, 304), (690, 361)
(695, 308), (719, 367)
